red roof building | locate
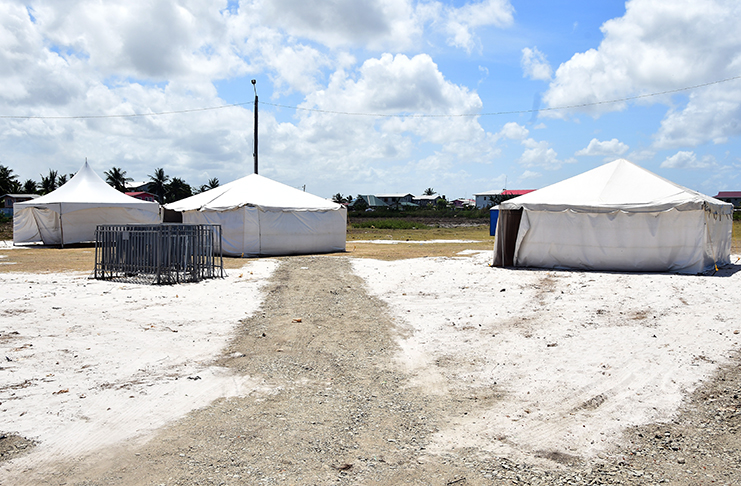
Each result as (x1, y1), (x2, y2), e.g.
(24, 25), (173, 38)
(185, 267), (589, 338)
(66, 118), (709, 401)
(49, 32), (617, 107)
(714, 191), (741, 207)
(126, 191), (157, 203)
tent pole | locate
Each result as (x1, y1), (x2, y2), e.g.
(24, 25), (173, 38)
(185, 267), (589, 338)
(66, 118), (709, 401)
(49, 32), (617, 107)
(59, 203), (65, 248)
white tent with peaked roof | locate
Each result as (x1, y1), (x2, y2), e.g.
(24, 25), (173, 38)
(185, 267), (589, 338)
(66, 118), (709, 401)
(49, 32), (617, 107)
(493, 159), (733, 274)
(13, 161), (161, 245)
(165, 173), (346, 257)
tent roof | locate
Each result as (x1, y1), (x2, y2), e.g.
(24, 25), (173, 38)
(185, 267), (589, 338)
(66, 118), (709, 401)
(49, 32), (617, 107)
(16, 161), (159, 211)
(165, 173), (342, 212)
(499, 159), (732, 213)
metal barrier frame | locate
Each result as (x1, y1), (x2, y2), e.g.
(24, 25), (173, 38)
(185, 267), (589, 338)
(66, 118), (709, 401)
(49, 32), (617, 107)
(94, 224), (224, 284)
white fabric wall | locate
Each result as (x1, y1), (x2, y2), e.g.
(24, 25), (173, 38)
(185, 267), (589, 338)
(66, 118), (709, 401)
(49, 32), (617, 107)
(513, 208), (731, 274)
(13, 206), (161, 245)
(182, 207), (346, 257)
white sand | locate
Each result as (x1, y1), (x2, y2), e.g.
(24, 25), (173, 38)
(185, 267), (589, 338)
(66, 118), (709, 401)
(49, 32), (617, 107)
(1, 259), (278, 466)
(353, 252), (741, 461)
(2, 248), (741, 471)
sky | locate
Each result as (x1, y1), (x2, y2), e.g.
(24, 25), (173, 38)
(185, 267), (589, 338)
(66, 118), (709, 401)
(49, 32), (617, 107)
(1, 0), (740, 200)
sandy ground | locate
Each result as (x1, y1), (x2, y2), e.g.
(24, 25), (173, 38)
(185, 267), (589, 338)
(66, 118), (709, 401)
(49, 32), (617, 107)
(352, 253), (741, 462)
(2, 244), (741, 484)
(1, 258), (278, 469)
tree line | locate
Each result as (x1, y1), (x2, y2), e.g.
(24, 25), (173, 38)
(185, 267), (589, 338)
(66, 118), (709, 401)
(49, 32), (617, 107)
(0, 163), (219, 204)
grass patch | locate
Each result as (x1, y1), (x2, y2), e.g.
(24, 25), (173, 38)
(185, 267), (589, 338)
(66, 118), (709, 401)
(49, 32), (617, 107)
(351, 219), (430, 230)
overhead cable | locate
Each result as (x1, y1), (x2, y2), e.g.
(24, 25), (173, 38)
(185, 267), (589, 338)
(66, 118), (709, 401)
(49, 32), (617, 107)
(1, 75), (739, 120)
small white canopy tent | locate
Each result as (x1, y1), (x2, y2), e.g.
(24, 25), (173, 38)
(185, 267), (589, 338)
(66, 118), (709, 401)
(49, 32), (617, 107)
(493, 159), (733, 274)
(13, 161), (161, 246)
(165, 174), (346, 257)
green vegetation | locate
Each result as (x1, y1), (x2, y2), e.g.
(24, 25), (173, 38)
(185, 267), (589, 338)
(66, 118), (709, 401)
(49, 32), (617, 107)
(351, 219), (430, 230)
(349, 207), (490, 220)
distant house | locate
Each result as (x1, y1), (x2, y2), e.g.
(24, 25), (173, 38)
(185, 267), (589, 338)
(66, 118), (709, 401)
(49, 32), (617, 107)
(125, 191), (158, 203)
(350, 195), (388, 210)
(474, 189), (535, 208)
(1, 194), (39, 217)
(413, 194), (446, 207)
(714, 191), (741, 207)
(376, 193), (414, 208)
(451, 198), (475, 209)
(125, 181), (153, 193)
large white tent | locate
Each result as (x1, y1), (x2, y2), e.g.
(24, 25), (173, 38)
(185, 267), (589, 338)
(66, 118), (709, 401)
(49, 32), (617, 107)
(493, 159), (733, 274)
(13, 161), (161, 246)
(165, 174), (346, 257)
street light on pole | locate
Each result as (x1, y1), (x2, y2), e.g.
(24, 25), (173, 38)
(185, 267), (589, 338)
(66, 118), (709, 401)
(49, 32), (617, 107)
(252, 79), (258, 175)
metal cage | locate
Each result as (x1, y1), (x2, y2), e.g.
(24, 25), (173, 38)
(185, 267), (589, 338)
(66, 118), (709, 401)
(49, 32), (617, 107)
(94, 224), (224, 284)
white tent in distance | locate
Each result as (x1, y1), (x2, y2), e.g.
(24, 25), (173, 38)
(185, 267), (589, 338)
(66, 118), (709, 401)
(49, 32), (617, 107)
(165, 174), (346, 257)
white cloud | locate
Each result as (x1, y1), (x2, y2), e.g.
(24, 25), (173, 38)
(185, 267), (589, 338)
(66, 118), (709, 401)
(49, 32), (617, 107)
(518, 139), (573, 170)
(521, 47), (552, 81)
(519, 170), (541, 180)
(575, 138), (629, 156)
(542, 0), (741, 131)
(660, 151), (717, 169)
(653, 83), (741, 148)
(498, 122), (529, 140)
(257, 53), (502, 188)
(442, 0), (515, 52)
(258, 0), (421, 51)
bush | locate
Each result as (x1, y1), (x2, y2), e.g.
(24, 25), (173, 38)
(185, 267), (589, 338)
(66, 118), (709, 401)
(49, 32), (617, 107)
(351, 219), (430, 230)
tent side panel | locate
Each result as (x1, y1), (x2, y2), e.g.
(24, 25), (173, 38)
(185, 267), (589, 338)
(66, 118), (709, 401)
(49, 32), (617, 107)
(57, 207), (161, 245)
(257, 209), (347, 256)
(13, 207), (60, 244)
(705, 211), (732, 268)
(182, 209), (259, 257)
(514, 209), (713, 273)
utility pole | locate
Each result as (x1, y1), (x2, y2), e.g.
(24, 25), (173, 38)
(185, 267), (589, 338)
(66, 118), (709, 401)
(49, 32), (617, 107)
(252, 79), (258, 174)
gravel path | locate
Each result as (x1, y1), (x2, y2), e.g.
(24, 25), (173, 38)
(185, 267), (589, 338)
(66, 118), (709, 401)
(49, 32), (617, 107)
(3, 255), (741, 485)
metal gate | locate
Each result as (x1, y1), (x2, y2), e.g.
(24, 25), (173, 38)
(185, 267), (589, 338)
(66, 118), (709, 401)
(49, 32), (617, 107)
(94, 224), (224, 284)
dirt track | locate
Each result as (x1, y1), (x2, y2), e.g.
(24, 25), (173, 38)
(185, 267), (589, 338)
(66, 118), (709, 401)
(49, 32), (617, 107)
(3, 256), (741, 485)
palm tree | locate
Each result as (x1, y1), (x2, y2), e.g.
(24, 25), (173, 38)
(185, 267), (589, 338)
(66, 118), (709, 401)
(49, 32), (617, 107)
(196, 177), (220, 194)
(22, 179), (37, 194)
(0, 165), (19, 195)
(165, 177), (192, 203)
(104, 167), (133, 192)
(148, 168), (170, 203)
(423, 187), (435, 196)
(40, 169), (58, 195)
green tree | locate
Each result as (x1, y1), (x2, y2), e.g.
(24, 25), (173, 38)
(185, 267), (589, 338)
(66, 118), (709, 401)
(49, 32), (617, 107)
(423, 187), (435, 196)
(104, 167), (133, 192)
(0, 165), (20, 195)
(40, 169), (58, 194)
(148, 168), (170, 203)
(22, 179), (37, 194)
(197, 177), (219, 193)
(165, 177), (192, 203)
(352, 195), (368, 210)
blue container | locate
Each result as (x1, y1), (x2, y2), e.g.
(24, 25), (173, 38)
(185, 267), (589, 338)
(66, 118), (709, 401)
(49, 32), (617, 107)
(489, 207), (499, 236)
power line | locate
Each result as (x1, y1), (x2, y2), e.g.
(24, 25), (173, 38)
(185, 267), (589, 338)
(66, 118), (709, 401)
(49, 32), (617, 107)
(264, 75), (741, 118)
(1, 75), (739, 120)
(0, 101), (252, 120)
